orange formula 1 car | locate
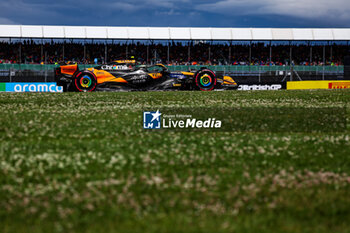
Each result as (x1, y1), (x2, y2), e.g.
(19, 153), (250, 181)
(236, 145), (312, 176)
(55, 60), (238, 92)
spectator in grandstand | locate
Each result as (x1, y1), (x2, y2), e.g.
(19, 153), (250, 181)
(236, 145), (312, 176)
(0, 41), (347, 66)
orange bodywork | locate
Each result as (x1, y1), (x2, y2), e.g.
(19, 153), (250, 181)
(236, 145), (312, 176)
(86, 67), (164, 84)
(149, 73), (163, 79)
(87, 68), (128, 84)
(223, 76), (237, 85)
(181, 72), (195, 76)
(61, 64), (78, 76)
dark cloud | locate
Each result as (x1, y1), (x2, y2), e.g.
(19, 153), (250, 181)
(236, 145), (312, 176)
(197, 0), (350, 26)
(0, 0), (349, 27)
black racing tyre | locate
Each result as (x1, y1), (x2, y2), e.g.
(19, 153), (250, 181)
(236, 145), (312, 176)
(194, 69), (217, 91)
(74, 72), (97, 92)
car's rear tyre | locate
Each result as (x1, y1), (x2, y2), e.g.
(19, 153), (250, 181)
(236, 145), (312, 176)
(74, 72), (97, 92)
(194, 69), (217, 91)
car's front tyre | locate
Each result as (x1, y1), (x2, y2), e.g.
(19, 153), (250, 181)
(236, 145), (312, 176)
(194, 69), (217, 91)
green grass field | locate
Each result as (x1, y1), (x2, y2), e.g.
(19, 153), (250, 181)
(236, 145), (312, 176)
(1, 90), (350, 233)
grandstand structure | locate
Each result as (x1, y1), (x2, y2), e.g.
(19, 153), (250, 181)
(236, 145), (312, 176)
(1, 25), (350, 40)
(0, 25), (349, 63)
(0, 25), (349, 82)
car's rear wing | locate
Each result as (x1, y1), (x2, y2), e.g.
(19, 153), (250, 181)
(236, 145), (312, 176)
(58, 64), (79, 76)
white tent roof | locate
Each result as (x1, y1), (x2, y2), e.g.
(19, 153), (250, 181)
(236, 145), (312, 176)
(0, 25), (350, 41)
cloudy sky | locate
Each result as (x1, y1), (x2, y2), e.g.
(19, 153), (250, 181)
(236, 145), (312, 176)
(0, 0), (349, 27)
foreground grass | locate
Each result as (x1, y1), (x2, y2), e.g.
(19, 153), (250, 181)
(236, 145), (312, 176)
(0, 90), (350, 233)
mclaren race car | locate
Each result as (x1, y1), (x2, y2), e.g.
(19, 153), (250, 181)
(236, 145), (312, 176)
(55, 60), (238, 92)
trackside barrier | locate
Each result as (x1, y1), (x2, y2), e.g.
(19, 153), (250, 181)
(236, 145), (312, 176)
(167, 66), (344, 73)
(0, 82), (63, 92)
(287, 81), (350, 90)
